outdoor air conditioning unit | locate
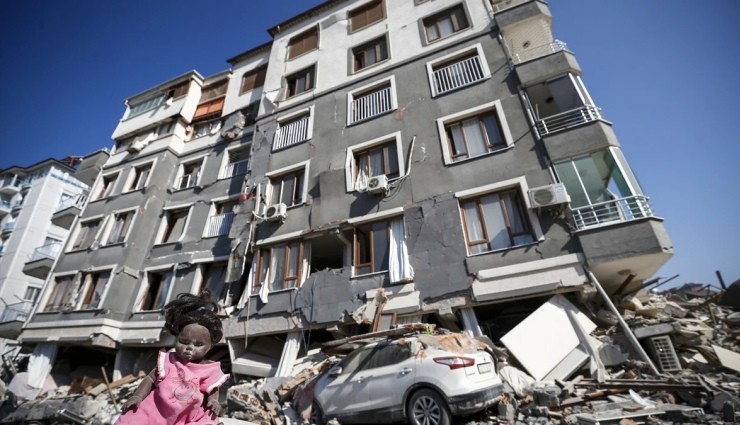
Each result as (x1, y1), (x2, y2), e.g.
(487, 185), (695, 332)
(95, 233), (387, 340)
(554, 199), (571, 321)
(528, 183), (570, 208)
(264, 203), (288, 223)
(366, 175), (389, 195)
(127, 140), (147, 153)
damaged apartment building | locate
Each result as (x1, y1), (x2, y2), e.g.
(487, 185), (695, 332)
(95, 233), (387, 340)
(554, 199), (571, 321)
(10, 0), (673, 387)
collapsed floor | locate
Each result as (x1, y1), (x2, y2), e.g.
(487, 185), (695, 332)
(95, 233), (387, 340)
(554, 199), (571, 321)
(0, 283), (737, 425)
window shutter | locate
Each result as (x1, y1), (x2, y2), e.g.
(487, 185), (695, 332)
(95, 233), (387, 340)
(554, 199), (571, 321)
(193, 98), (225, 120)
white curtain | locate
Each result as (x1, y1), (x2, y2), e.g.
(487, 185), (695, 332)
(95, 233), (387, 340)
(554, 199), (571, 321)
(389, 218), (414, 283)
(354, 165), (369, 191)
(301, 242), (311, 284)
(28, 343), (58, 390)
(237, 260), (256, 308)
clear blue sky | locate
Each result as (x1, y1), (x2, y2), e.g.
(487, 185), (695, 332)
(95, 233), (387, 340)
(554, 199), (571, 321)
(1, 1), (738, 288)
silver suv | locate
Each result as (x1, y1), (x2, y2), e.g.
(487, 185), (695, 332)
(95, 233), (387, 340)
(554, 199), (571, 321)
(312, 332), (503, 425)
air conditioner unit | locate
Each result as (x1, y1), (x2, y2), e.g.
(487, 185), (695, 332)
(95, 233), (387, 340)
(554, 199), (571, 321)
(366, 175), (389, 195)
(264, 203), (288, 223)
(528, 183), (571, 208)
(127, 140), (147, 153)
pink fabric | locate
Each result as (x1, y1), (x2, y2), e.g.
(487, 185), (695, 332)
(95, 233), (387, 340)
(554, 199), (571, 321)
(117, 350), (228, 425)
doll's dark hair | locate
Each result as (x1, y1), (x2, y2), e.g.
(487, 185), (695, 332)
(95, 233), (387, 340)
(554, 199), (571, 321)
(163, 290), (223, 344)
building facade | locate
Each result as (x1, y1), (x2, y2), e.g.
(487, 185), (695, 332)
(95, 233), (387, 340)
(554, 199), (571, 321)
(17, 0), (672, 382)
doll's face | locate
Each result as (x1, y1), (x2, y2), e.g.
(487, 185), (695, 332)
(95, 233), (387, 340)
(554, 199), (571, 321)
(175, 323), (213, 363)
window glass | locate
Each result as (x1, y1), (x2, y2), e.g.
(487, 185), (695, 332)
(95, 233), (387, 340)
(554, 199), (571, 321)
(461, 189), (534, 254)
(423, 5), (469, 42)
(361, 343), (412, 370)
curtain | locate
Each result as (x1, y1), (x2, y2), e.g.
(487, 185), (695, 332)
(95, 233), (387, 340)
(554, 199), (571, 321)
(481, 194), (509, 249)
(238, 260), (256, 308)
(389, 218), (414, 283)
(90, 272), (110, 309)
(355, 157), (369, 191)
(28, 343), (58, 390)
(108, 215), (125, 244)
(301, 241), (312, 284)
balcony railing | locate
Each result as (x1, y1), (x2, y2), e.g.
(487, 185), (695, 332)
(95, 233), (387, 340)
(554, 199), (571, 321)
(56, 193), (88, 212)
(0, 200), (10, 211)
(221, 160), (248, 179)
(0, 301), (33, 323)
(432, 55), (487, 96)
(350, 86), (393, 124)
(176, 173), (199, 190)
(2, 222), (15, 234)
(536, 105), (602, 136)
(572, 195), (653, 230)
(28, 242), (63, 262)
(0, 177), (21, 192)
(512, 40), (568, 65)
(492, 0), (530, 13)
(204, 212), (234, 237)
(273, 116), (310, 150)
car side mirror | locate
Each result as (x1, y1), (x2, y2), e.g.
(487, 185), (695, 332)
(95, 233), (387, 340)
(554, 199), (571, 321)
(329, 366), (343, 377)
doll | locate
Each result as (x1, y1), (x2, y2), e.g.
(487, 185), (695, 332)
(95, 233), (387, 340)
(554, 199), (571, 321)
(116, 291), (228, 425)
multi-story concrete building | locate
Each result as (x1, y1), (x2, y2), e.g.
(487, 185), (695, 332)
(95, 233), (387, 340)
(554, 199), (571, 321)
(16, 0), (672, 383)
(0, 157), (94, 350)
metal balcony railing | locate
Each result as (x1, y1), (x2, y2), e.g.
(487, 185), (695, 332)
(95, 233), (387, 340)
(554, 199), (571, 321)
(56, 193), (87, 212)
(432, 55), (487, 96)
(28, 242), (63, 262)
(0, 301), (33, 323)
(536, 105), (603, 136)
(273, 116), (310, 150)
(204, 212), (234, 237)
(0, 200), (10, 210)
(350, 86), (393, 124)
(176, 173), (199, 190)
(0, 177), (21, 190)
(572, 195), (653, 230)
(512, 40), (568, 65)
(221, 160), (248, 179)
(492, 0), (530, 13)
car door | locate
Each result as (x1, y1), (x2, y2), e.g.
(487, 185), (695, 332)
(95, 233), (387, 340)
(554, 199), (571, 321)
(316, 345), (374, 421)
(362, 341), (416, 419)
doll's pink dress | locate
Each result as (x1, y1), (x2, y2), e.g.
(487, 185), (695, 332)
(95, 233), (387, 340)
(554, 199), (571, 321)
(116, 350), (228, 425)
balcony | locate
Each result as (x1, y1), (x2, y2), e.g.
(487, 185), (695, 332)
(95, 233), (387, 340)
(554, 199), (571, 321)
(571, 195), (653, 231)
(0, 177), (21, 195)
(23, 242), (63, 279)
(1, 222), (14, 236)
(349, 85), (393, 125)
(512, 40), (566, 65)
(0, 301), (33, 339)
(492, 0), (530, 14)
(20, 178), (33, 193)
(0, 200), (10, 216)
(51, 193), (87, 229)
(11, 200), (23, 215)
(221, 160), (248, 179)
(536, 105), (602, 136)
(273, 115), (310, 150)
(431, 55), (488, 97)
(204, 212), (235, 237)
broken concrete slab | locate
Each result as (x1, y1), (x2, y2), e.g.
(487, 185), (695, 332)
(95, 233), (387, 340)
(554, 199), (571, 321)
(713, 345), (740, 374)
(632, 322), (680, 339)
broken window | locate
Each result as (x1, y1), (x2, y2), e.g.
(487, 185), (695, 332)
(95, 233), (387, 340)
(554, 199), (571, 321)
(95, 173), (118, 200)
(460, 188), (535, 254)
(240, 65), (267, 94)
(422, 4), (469, 43)
(175, 159), (202, 190)
(158, 207), (190, 244)
(126, 162), (152, 192)
(349, 0), (384, 32)
(138, 269), (174, 311)
(105, 210), (135, 245)
(78, 271), (111, 310)
(308, 232), (346, 272)
(253, 240), (307, 293)
(199, 262), (228, 305)
(44, 275), (75, 312)
(352, 36), (388, 72)
(287, 27), (319, 59)
(71, 218), (101, 251)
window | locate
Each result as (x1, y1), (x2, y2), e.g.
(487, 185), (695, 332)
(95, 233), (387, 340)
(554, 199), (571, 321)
(24, 286), (42, 303)
(352, 36), (389, 72)
(127, 95), (165, 118)
(436, 100), (513, 164)
(422, 4), (469, 43)
(105, 210), (135, 245)
(126, 163), (152, 192)
(78, 271), (110, 310)
(240, 65), (267, 94)
(354, 220), (390, 275)
(287, 27), (318, 59)
(71, 218), (102, 251)
(44, 275), (75, 312)
(427, 44), (490, 96)
(348, 76), (397, 125)
(138, 269), (174, 311)
(349, 0), (384, 32)
(191, 119), (222, 139)
(273, 107), (314, 150)
(198, 262), (228, 304)
(167, 81), (190, 99)
(95, 173), (119, 200)
(286, 66), (315, 98)
(220, 146), (250, 179)
(253, 241), (305, 293)
(460, 189), (535, 254)
(158, 207), (190, 244)
(350, 139), (401, 191)
(204, 200), (237, 237)
(175, 160), (203, 190)
(269, 167), (306, 207)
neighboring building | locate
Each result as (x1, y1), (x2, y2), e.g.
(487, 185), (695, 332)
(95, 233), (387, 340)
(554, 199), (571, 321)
(0, 156), (97, 352)
(17, 0), (672, 383)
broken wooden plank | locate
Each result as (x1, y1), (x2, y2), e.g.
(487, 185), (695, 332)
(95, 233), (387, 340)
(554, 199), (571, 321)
(108, 374), (138, 389)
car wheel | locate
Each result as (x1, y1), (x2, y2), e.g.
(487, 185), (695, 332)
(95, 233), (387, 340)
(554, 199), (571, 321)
(407, 388), (450, 425)
(311, 400), (325, 425)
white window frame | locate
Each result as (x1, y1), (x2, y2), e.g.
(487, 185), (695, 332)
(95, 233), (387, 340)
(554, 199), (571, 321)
(67, 214), (105, 252)
(454, 176), (544, 256)
(173, 155), (207, 191)
(346, 75), (398, 125)
(135, 265), (177, 312)
(93, 171), (121, 200)
(345, 131), (405, 192)
(265, 160), (310, 210)
(436, 99), (514, 165)
(40, 271), (77, 313)
(101, 207), (138, 246)
(425, 43), (491, 97)
(124, 159), (157, 192)
(273, 105), (315, 151)
(154, 204), (194, 245)
(219, 143), (252, 180)
(202, 195), (239, 238)
(75, 266), (115, 310)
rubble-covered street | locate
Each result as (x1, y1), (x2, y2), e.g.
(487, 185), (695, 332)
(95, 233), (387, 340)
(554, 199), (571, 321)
(0, 283), (736, 425)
